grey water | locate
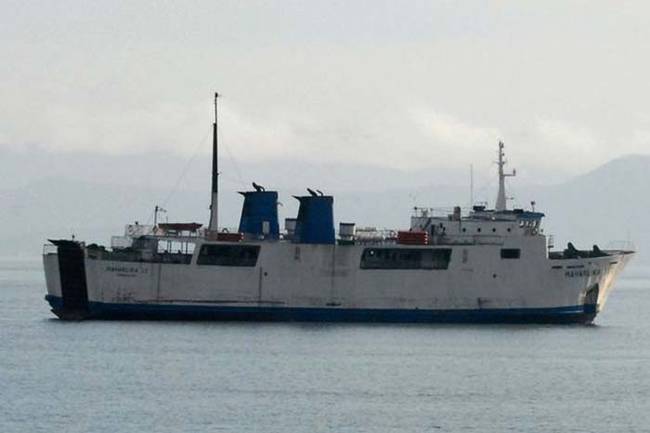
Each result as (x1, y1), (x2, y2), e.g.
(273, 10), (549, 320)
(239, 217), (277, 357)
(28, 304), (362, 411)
(2, 259), (650, 433)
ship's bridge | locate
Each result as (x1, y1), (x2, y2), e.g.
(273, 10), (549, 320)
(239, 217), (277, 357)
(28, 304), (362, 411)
(410, 205), (546, 245)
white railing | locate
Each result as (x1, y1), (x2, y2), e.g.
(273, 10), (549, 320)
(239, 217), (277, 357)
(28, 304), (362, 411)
(412, 207), (457, 218)
(354, 228), (398, 244)
(547, 234), (555, 250)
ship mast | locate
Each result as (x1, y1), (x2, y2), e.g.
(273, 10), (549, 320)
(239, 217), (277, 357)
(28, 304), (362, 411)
(208, 92), (219, 232)
(495, 141), (515, 212)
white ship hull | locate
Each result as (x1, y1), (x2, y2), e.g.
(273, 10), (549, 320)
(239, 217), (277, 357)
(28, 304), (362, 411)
(43, 240), (633, 324)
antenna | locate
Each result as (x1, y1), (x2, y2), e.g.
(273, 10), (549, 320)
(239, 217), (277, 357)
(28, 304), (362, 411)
(208, 92), (219, 232)
(469, 164), (474, 207)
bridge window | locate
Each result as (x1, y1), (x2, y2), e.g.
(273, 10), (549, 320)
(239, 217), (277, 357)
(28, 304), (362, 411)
(360, 248), (451, 270)
(197, 244), (260, 266)
(501, 248), (521, 259)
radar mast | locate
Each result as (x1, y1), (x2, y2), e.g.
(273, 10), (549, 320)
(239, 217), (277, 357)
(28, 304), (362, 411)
(495, 141), (516, 211)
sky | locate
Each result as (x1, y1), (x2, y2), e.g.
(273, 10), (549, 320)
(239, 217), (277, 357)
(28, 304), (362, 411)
(3, 0), (650, 186)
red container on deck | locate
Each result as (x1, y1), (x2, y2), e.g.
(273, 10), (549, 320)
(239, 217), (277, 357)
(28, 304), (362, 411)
(397, 231), (429, 245)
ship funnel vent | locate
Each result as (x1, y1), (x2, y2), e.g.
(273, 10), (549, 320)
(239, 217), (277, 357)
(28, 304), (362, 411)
(293, 194), (335, 244)
(238, 191), (279, 239)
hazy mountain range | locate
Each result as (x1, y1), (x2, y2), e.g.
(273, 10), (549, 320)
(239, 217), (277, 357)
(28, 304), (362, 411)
(1, 150), (646, 263)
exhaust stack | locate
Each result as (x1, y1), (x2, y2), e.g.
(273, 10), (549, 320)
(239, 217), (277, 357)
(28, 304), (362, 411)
(293, 193), (335, 244)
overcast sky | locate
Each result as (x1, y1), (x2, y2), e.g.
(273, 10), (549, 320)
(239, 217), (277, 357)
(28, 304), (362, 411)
(3, 0), (650, 185)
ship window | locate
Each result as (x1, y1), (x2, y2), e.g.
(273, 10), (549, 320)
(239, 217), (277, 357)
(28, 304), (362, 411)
(197, 244), (260, 266)
(500, 248), (521, 259)
(360, 248), (451, 270)
(477, 228), (482, 233)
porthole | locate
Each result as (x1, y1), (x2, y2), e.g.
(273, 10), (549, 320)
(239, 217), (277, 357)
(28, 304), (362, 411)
(477, 228), (482, 233)
(507, 228), (511, 232)
(462, 228), (467, 233)
(492, 228), (496, 233)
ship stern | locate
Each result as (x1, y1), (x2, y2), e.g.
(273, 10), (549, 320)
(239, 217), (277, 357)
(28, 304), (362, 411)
(43, 240), (90, 320)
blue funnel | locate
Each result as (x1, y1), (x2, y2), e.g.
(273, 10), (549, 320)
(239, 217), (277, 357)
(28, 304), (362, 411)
(293, 195), (335, 244)
(238, 191), (279, 239)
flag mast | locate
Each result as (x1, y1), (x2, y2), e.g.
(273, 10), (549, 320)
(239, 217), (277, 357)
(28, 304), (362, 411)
(208, 92), (219, 232)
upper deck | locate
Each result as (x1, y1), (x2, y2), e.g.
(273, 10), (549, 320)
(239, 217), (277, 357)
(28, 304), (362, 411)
(409, 205), (546, 245)
(45, 141), (630, 264)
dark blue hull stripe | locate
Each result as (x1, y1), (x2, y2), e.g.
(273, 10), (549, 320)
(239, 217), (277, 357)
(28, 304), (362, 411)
(45, 295), (597, 324)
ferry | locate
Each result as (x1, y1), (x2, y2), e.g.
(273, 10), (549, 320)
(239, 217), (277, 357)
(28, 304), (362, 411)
(43, 94), (634, 323)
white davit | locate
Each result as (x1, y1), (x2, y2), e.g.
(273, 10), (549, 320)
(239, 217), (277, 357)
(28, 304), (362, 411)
(42, 96), (634, 324)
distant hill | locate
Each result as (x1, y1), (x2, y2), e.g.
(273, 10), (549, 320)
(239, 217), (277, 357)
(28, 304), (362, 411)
(1, 151), (647, 263)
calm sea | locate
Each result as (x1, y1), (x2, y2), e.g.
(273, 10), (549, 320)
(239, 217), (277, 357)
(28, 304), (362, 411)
(2, 258), (650, 433)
